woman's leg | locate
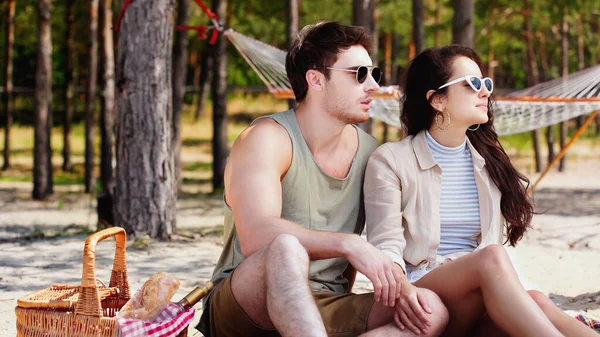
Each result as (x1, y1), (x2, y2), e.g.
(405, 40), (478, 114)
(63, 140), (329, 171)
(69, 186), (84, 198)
(528, 290), (599, 337)
(472, 291), (599, 337)
(413, 244), (564, 337)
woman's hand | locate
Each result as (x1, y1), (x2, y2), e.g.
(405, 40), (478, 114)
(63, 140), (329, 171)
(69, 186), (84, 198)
(344, 236), (404, 307)
(393, 277), (433, 335)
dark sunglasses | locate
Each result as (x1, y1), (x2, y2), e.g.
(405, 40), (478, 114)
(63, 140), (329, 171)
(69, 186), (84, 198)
(325, 66), (382, 84)
(438, 75), (494, 94)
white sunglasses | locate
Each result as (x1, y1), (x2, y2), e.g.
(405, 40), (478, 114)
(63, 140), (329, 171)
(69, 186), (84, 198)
(438, 75), (494, 94)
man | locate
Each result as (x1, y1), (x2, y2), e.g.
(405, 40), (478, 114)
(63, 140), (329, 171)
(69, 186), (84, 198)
(197, 22), (448, 337)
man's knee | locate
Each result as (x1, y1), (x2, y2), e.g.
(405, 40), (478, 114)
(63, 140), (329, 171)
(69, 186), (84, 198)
(419, 288), (449, 336)
(267, 234), (309, 264)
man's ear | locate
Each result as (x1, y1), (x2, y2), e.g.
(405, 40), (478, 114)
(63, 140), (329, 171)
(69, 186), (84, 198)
(426, 89), (445, 112)
(306, 69), (324, 92)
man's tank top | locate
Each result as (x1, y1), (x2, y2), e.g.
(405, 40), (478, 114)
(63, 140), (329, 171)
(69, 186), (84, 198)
(210, 109), (378, 293)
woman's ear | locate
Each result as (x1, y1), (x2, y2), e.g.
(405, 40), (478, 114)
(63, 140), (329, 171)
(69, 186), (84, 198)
(305, 69), (324, 92)
(426, 89), (446, 112)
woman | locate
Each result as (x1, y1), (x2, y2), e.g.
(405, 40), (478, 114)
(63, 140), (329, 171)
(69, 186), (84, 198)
(363, 45), (596, 337)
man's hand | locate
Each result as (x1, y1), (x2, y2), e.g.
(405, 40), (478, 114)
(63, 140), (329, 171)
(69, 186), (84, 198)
(343, 235), (404, 307)
(393, 278), (433, 335)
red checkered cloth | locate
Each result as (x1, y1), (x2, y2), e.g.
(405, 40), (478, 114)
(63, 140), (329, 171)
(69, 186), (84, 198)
(116, 303), (195, 337)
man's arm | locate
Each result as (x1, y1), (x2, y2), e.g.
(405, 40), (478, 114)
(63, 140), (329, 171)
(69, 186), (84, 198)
(225, 118), (356, 258)
(226, 118), (403, 306)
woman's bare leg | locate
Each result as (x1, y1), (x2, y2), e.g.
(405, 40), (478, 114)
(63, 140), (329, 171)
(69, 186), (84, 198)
(413, 244), (564, 337)
(473, 290), (598, 337)
(472, 290), (599, 337)
(528, 290), (599, 337)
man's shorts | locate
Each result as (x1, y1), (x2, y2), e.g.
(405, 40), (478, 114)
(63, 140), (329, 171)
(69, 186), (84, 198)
(199, 273), (376, 337)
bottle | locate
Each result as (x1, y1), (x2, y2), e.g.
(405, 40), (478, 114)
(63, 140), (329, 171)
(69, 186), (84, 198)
(176, 281), (214, 309)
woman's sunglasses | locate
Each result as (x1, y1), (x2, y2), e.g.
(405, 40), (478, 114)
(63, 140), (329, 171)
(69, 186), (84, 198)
(326, 66), (382, 84)
(438, 75), (494, 94)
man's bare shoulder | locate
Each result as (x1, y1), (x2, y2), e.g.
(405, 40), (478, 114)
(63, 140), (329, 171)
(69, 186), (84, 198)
(227, 117), (292, 178)
(233, 118), (291, 155)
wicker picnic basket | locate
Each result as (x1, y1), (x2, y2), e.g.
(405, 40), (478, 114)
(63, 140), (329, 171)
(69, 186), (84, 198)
(15, 227), (190, 337)
(15, 227), (130, 337)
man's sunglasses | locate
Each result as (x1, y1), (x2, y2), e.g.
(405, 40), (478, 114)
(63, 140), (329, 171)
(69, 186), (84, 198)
(438, 75), (494, 94)
(326, 66), (382, 84)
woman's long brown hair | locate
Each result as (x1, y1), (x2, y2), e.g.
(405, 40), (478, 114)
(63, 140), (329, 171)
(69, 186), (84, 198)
(400, 45), (533, 246)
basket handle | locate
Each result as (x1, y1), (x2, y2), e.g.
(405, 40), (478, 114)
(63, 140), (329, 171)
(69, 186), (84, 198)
(75, 227), (131, 317)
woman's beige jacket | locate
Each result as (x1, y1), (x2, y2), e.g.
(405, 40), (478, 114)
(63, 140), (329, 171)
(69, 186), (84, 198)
(364, 130), (504, 273)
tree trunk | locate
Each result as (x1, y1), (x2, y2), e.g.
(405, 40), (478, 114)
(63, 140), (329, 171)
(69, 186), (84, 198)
(452, 0), (474, 47)
(523, 0), (541, 172)
(487, 8), (495, 79)
(391, 33), (400, 84)
(211, 0), (228, 191)
(596, 17), (600, 134)
(545, 21), (557, 166)
(100, 0), (115, 195)
(287, 0), (299, 109)
(84, 0), (100, 193)
(531, 130), (542, 173)
(536, 31), (550, 81)
(62, 0), (75, 172)
(575, 13), (585, 128)
(2, 0), (15, 171)
(188, 49), (200, 106)
(98, 0), (115, 230)
(353, 0), (377, 134)
(33, 0), (53, 200)
(434, 0), (442, 46)
(172, 0), (189, 193)
(391, 32), (401, 140)
(545, 126), (555, 165)
(190, 49), (201, 102)
(353, 0), (376, 33)
(194, 49), (212, 120)
(115, 0), (176, 240)
(412, 0), (425, 55)
(559, 11), (568, 172)
(576, 14), (584, 70)
(523, 2), (539, 88)
(381, 32), (393, 142)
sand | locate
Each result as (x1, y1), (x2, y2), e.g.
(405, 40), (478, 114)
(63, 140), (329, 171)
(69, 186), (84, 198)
(1, 165), (599, 336)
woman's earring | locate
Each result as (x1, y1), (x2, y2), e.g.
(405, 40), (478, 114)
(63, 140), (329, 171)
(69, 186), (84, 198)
(435, 110), (451, 130)
(467, 124), (480, 131)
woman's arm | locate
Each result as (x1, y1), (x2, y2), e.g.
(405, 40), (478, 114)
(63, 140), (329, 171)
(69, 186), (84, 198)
(364, 145), (407, 274)
(365, 145), (437, 334)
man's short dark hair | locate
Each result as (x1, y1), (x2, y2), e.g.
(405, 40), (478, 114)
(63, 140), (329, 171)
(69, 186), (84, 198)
(285, 22), (373, 102)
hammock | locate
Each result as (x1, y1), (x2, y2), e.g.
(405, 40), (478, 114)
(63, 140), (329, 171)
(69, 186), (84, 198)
(225, 29), (600, 136)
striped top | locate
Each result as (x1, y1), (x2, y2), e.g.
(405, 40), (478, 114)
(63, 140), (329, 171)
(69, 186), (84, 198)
(426, 131), (481, 256)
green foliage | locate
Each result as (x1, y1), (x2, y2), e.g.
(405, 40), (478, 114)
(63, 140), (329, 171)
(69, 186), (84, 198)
(0, 0), (599, 106)
(300, 0), (352, 25)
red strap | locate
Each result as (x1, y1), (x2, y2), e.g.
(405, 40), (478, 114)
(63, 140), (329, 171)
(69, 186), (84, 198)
(209, 28), (219, 44)
(193, 0), (217, 20)
(175, 25), (208, 40)
(114, 0), (133, 31)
